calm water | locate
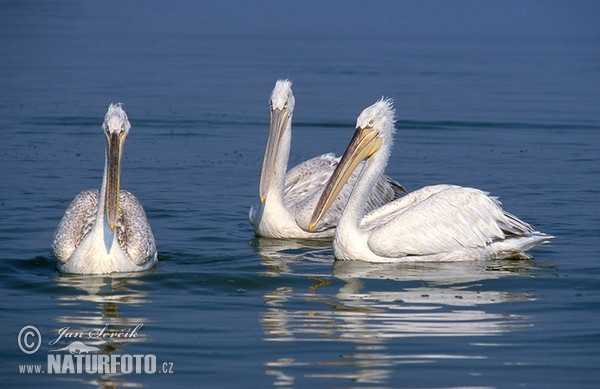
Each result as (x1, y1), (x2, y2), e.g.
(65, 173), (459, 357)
(1, 2), (599, 388)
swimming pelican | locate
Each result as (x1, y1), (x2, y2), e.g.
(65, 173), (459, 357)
(52, 104), (157, 274)
(249, 80), (404, 239)
(309, 98), (553, 262)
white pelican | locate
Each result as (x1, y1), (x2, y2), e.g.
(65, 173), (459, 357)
(309, 98), (553, 262)
(249, 80), (404, 239)
(52, 104), (157, 274)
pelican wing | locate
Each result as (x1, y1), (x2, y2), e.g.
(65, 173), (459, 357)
(117, 191), (157, 266)
(284, 153), (338, 209)
(52, 190), (99, 263)
(361, 185), (455, 230)
(365, 186), (534, 258)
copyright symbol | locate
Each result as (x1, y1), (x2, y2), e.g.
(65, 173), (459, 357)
(18, 325), (41, 354)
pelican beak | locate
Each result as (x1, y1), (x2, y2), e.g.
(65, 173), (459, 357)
(259, 106), (289, 204)
(105, 131), (126, 231)
(308, 126), (382, 232)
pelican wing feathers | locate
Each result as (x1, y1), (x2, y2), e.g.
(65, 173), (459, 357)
(52, 189), (99, 263)
(366, 185), (537, 258)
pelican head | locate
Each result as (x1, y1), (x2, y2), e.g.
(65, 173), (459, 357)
(103, 103), (130, 232)
(259, 79), (296, 204)
(309, 98), (395, 231)
(270, 79), (295, 113)
(355, 97), (396, 138)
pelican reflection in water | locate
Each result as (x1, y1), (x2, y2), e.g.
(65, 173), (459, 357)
(260, 255), (537, 385)
(52, 104), (157, 274)
(250, 80), (404, 239)
(309, 98), (553, 262)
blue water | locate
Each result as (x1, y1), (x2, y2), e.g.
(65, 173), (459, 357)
(1, 2), (599, 388)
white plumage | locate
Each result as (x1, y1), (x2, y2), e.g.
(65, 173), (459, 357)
(309, 98), (553, 262)
(249, 80), (404, 239)
(52, 104), (157, 274)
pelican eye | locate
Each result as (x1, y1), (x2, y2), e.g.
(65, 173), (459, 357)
(368, 118), (375, 128)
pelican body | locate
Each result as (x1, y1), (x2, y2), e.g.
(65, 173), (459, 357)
(52, 104), (157, 274)
(249, 80), (404, 239)
(309, 98), (553, 262)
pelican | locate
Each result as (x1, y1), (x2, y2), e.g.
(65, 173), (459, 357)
(249, 80), (404, 239)
(309, 98), (553, 262)
(52, 103), (157, 274)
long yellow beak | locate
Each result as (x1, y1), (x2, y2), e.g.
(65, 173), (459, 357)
(105, 132), (125, 231)
(259, 107), (289, 204)
(308, 127), (382, 232)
